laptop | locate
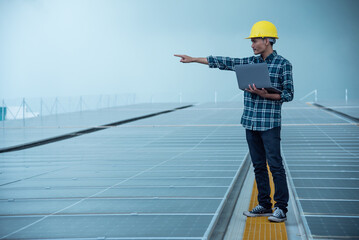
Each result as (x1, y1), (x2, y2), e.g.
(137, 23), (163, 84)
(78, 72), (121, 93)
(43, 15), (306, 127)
(234, 63), (282, 94)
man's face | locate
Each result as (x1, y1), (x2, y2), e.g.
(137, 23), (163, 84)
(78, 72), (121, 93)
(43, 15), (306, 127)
(251, 38), (267, 55)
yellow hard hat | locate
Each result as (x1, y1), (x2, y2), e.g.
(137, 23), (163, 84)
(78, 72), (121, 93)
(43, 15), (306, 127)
(246, 21), (279, 39)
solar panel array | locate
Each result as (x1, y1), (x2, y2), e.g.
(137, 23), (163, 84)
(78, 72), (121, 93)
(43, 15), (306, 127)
(281, 102), (359, 239)
(0, 103), (249, 239)
(1, 101), (358, 239)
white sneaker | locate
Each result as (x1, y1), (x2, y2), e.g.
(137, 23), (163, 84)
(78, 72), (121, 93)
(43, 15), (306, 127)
(268, 207), (287, 222)
(243, 204), (273, 217)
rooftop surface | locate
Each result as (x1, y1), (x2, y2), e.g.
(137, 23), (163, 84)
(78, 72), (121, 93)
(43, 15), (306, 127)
(0, 101), (358, 239)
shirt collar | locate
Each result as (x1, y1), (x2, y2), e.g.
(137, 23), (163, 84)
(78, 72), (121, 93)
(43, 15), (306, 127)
(260, 50), (277, 63)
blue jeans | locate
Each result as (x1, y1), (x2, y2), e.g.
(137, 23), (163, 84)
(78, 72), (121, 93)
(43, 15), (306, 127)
(246, 126), (289, 213)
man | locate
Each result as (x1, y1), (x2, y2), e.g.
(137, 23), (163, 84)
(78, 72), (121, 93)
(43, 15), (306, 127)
(174, 20), (294, 222)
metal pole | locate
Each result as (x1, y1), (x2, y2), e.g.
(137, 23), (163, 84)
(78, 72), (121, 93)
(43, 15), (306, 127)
(23, 98), (25, 126)
(345, 89), (348, 104)
(40, 98), (43, 120)
(55, 97), (58, 116)
(314, 90), (318, 102)
(68, 97), (71, 113)
(80, 96), (82, 112)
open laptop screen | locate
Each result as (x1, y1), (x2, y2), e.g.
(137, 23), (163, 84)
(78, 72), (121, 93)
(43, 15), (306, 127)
(234, 63), (282, 94)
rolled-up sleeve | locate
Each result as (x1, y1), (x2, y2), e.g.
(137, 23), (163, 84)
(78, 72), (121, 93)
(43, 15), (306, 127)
(207, 55), (253, 71)
(279, 61), (294, 102)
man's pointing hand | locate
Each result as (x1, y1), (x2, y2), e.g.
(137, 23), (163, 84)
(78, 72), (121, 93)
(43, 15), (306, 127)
(174, 54), (208, 65)
(174, 54), (194, 63)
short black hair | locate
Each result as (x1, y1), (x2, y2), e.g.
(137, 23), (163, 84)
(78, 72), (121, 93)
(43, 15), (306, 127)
(261, 38), (274, 46)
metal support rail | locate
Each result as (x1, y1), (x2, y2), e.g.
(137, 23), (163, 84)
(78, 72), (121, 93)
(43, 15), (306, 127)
(205, 152), (252, 240)
(312, 103), (359, 123)
(282, 148), (312, 240)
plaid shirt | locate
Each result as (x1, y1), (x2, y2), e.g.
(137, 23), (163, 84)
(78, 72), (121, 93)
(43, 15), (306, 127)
(207, 50), (294, 131)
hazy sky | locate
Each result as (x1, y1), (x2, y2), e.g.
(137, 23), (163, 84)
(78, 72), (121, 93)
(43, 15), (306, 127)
(1, 0), (359, 102)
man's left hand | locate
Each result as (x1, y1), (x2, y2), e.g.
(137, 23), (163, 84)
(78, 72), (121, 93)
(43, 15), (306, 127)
(246, 84), (268, 98)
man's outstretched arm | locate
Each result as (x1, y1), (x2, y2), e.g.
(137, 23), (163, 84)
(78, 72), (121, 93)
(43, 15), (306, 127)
(175, 54), (254, 71)
(174, 54), (208, 65)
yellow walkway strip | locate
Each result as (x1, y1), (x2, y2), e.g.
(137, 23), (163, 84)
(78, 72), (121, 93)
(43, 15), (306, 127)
(243, 166), (287, 240)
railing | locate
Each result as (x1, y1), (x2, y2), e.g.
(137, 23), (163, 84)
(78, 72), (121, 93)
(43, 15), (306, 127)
(299, 89), (351, 103)
(1, 88), (353, 123)
(1, 91), (239, 123)
(1, 94), (137, 122)
(300, 89), (318, 102)
(229, 91), (244, 102)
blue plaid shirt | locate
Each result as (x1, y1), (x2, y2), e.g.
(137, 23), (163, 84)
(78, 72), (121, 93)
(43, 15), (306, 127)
(207, 50), (294, 131)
